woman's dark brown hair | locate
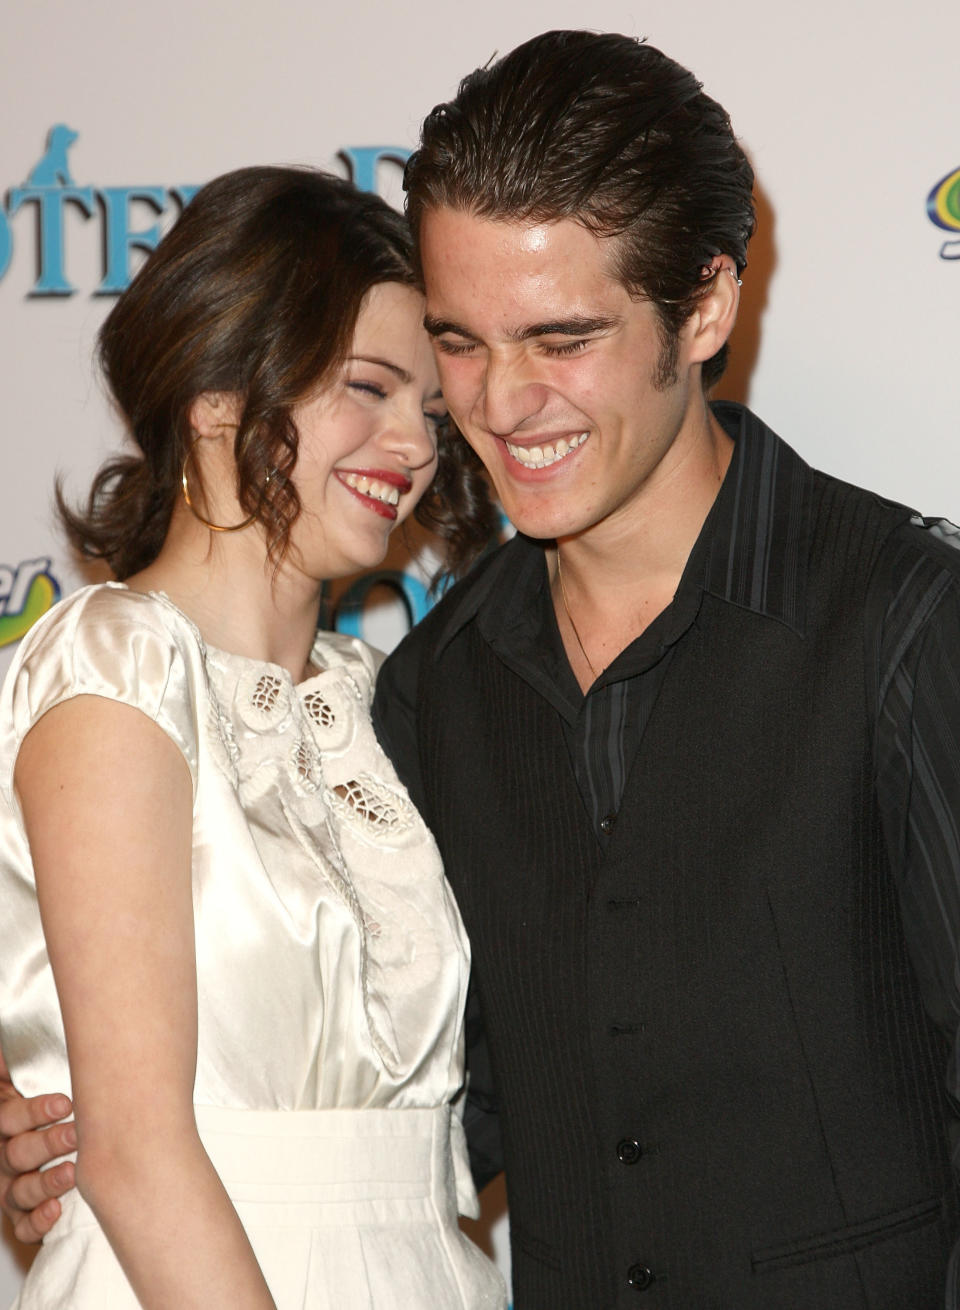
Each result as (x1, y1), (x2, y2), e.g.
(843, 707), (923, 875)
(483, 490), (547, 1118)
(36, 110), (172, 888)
(60, 165), (496, 579)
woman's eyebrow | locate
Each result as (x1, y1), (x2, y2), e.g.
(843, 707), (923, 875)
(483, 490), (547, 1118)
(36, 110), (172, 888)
(347, 355), (412, 383)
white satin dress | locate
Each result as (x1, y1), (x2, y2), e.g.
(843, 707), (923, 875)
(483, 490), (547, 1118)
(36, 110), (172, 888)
(0, 583), (506, 1310)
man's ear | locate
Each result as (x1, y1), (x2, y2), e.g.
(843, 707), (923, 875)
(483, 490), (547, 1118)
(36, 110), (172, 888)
(683, 255), (741, 367)
(188, 391), (242, 441)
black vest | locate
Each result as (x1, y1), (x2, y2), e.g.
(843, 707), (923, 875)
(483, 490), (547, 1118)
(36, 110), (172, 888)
(416, 473), (955, 1309)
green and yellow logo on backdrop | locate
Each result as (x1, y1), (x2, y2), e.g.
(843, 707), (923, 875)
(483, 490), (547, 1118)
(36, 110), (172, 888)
(0, 559), (61, 648)
(927, 165), (960, 260)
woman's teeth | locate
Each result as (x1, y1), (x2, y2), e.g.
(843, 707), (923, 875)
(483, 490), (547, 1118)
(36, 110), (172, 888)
(505, 432), (589, 469)
(342, 473), (400, 506)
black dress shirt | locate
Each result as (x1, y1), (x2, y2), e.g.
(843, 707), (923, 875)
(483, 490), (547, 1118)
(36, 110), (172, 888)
(373, 401), (960, 1303)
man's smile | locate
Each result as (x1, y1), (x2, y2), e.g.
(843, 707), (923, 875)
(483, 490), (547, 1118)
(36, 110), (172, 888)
(504, 432), (590, 470)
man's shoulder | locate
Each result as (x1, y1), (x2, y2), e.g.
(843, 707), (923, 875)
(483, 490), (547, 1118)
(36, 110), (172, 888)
(808, 461), (914, 525)
(895, 516), (960, 572)
(859, 516), (960, 721)
(864, 511), (960, 591)
(803, 461), (960, 615)
(802, 461), (960, 591)
(869, 514), (960, 633)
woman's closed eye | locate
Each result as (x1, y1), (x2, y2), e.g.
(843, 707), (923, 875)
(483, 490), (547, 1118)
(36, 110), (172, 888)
(424, 408), (449, 434)
(347, 380), (387, 400)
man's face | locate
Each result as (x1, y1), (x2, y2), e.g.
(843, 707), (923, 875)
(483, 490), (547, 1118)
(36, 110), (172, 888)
(419, 207), (704, 543)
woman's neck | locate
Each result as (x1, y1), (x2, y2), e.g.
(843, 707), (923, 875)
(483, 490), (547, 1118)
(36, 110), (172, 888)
(126, 507), (324, 682)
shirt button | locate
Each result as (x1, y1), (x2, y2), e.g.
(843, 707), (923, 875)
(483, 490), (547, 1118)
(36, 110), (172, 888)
(617, 1138), (643, 1165)
(627, 1263), (656, 1291)
(600, 812), (617, 835)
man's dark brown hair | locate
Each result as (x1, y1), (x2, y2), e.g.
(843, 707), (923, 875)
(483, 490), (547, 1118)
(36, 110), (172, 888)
(405, 30), (756, 387)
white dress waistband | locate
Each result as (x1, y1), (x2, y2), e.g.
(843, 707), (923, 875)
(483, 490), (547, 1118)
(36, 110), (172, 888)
(23, 1105), (507, 1309)
(54, 1103), (480, 1232)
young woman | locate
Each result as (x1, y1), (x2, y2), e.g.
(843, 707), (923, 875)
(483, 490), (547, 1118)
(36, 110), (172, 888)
(0, 167), (505, 1309)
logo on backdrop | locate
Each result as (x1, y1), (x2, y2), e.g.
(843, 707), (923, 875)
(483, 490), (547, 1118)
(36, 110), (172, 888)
(0, 129), (410, 296)
(926, 165), (960, 260)
(0, 559), (61, 648)
(0, 126), (201, 296)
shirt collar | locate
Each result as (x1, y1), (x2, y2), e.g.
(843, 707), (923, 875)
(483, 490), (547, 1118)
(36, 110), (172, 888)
(432, 402), (812, 661)
(701, 401), (810, 635)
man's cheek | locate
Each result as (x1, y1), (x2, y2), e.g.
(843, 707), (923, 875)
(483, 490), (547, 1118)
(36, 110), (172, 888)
(457, 424), (487, 458)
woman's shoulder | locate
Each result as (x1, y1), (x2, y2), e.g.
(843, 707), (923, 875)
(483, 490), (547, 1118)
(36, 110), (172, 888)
(20, 581), (198, 654)
(10, 583), (204, 690)
(2, 583), (206, 781)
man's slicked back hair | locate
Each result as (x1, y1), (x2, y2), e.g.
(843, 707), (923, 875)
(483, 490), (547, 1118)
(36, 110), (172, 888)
(404, 30), (756, 387)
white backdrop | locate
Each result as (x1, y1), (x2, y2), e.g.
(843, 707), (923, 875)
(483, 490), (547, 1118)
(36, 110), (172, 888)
(1, 1), (957, 1302)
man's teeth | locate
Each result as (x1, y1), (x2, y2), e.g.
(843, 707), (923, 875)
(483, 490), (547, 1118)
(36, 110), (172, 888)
(343, 474), (400, 506)
(505, 432), (589, 469)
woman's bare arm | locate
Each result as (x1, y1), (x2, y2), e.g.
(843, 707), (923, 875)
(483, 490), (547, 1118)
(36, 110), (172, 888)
(16, 695), (275, 1308)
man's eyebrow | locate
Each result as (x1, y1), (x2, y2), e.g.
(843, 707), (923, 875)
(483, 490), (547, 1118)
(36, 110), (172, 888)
(422, 314), (619, 341)
(347, 355), (412, 383)
(512, 316), (619, 341)
(423, 316), (473, 339)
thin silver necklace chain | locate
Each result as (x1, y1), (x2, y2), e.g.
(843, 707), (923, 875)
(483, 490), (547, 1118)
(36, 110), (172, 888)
(555, 552), (601, 682)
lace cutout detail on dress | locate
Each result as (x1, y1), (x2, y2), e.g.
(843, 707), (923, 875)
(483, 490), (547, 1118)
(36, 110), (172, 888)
(303, 688), (336, 731)
(236, 667), (292, 732)
(252, 673), (284, 714)
(329, 772), (416, 838)
(292, 737), (321, 792)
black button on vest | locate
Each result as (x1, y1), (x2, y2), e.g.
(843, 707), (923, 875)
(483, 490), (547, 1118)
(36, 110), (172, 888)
(627, 1263), (655, 1291)
(616, 1138), (642, 1164)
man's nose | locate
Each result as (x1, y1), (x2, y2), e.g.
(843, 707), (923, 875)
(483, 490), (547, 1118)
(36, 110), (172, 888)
(477, 352), (547, 437)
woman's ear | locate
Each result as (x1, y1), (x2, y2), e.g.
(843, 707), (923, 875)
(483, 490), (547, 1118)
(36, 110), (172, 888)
(188, 392), (242, 441)
(683, 255), (741, 368)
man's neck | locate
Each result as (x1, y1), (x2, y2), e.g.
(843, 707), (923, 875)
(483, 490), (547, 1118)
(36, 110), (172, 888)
(551, 407), (733, 690)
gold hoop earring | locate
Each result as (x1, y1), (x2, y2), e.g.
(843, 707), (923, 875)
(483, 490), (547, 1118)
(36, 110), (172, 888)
(181, 437), (256, 533)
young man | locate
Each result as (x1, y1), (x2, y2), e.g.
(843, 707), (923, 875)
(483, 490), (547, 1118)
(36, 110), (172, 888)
(4, 29), (960, 1310)
(374, 30), (960, 1308)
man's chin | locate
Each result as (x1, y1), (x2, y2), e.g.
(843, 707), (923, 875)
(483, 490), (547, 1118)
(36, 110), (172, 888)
(497, 501), (595, 543)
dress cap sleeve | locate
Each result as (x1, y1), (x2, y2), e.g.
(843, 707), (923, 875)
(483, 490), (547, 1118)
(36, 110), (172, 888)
(2, 584), (201, 796)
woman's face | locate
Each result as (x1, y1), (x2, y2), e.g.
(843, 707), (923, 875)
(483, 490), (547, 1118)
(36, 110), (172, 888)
(288, 282), (443, 581)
